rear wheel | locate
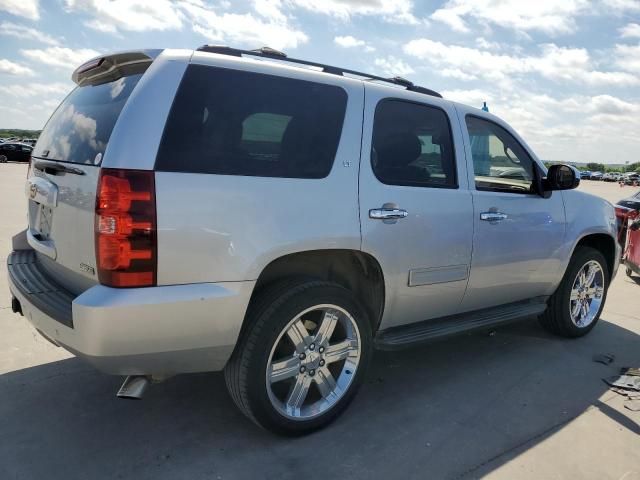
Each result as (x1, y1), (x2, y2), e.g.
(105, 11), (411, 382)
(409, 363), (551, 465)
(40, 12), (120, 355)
(539, 247), (609, 337)
(224, 280), (372, 435)
(0, 155), (7, 163)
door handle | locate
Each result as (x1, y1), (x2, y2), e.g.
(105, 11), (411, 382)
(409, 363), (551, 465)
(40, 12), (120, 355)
(369, 208), (408, 220)
(480, 212), (508, 222)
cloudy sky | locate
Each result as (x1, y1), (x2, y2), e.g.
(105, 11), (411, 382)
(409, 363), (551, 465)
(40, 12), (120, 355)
(0, 0), (639, 164)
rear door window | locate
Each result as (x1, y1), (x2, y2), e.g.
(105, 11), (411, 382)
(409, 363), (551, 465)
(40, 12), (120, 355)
(371, 99), (457, 188)
(33, 73), (143, 165)
(155, 65), (348, 178)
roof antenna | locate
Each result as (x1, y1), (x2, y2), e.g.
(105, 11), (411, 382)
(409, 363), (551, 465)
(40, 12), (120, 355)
(482, 101), (489, 112)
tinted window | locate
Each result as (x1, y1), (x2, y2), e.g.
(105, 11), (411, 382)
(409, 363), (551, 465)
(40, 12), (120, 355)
(371, 99), (456, 188)
(34, 74), (142, 164)
(465, 115), (536, 193)
(155, 65), (348, 178)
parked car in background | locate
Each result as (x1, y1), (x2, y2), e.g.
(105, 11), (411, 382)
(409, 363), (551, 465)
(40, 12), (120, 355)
(580, 170), (592, 179)
(617, 190), (640, 211)
(7, 46), (620, 435)
(590, 171), (603, 181)
(0, 142), (32, 163)
(603, 172), (619, 182)
(624, 173), (640, 186)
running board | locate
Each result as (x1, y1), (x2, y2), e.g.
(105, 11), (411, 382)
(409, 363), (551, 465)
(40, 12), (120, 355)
(375, 297), (548, 350)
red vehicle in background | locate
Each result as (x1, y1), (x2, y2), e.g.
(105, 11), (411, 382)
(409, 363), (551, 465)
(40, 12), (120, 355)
(616, 206), (640, 278)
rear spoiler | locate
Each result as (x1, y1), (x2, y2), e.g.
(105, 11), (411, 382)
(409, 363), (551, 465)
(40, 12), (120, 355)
(72, 49), (163, 86)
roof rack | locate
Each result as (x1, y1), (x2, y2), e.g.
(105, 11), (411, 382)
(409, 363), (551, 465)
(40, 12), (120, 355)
(196, 45), (442, 98)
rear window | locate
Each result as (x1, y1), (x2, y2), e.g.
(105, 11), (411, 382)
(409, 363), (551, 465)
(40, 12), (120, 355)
(33, 74), (143, 165)
(155, 64), (348, 178)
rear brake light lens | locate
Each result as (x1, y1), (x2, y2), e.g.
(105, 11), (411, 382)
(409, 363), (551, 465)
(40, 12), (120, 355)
(95, 169), (156, 287)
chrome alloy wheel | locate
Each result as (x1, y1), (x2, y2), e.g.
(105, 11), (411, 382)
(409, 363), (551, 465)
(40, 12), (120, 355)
(266, 304), (361, 420)
(569, 260), (605, 328)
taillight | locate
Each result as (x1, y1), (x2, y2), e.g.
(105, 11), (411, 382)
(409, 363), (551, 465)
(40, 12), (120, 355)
(95, 168), (156, 287)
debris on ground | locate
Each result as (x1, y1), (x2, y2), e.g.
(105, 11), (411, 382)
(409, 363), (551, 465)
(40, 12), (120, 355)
(604, 375), (640, 391)
(620, 367), (640, 376)
(624, 400), (640, 412)
(593, 353), (615, 365)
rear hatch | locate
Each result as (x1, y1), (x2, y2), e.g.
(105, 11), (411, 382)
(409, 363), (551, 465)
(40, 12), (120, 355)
(26, 53), (152, 294)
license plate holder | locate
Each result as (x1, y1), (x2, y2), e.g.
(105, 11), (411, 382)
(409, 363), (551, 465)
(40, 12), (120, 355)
(35, 205), (53, 239)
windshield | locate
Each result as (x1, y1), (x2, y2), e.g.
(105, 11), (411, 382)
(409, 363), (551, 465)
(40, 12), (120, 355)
(33, 74), (142, 164)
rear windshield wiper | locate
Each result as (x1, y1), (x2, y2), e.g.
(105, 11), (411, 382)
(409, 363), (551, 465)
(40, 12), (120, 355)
(33, 160), (86, 176)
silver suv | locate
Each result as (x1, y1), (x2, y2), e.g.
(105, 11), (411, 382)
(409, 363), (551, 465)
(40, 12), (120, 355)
(8, 47), (620, 435)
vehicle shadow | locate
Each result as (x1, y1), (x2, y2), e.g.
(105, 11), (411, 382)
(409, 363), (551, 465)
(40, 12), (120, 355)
(1, 317), (638, 480)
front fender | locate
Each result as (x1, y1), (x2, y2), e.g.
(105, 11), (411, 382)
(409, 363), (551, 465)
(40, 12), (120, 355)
(554, 190), (619, 286)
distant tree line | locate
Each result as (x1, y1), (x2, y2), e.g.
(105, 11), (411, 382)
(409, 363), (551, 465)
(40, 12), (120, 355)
(0, 129), (41, 139)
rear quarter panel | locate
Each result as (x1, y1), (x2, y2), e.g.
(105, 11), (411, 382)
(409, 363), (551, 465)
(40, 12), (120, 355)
(155, 56), (364, 284)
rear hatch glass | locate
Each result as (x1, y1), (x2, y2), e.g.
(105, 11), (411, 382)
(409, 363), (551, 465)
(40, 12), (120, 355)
(34, 74), (142, 165)
(28, 73), (143, 294)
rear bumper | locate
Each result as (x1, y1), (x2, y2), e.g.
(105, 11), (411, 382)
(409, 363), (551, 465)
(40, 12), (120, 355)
(8, 249), (254, 375)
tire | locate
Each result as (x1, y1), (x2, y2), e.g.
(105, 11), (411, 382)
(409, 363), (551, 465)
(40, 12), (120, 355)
(0, 155), (7, 163)
(539, 246), (609, 338)
(627, 267), (634, 277)
(224, 280), (372, 435)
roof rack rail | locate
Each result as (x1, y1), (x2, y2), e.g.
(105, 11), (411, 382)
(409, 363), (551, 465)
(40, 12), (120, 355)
(196, 45), (442, 98)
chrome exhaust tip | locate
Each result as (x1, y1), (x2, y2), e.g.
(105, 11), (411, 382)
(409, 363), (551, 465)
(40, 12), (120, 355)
(117, 375), (150, 400)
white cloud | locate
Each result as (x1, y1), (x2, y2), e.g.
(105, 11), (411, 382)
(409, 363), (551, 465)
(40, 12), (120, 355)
(64, 0), (183, 32)
(182, 1), (308, 50)
(614, 43), (640, 73)
(0, 0), (39, 20)
(0, 58), (34, 76)
(334, 35), (375, 51)
(0, 22), (60, 45)
(619, 23), (640, 38)
(430, 0), (589, 35)
(374, 56), (414, 76)
(334, 35), (365, 47)
(289, 0), (420, 24)
(404, 39), (640, 87)
(0, 82), (70, 98)
(84, 18), (119, 34)
(21, 47), (100, 69)
(475, 37), (502, 50)
(602, 0), (640, 12)
(431, 6), (469, 32)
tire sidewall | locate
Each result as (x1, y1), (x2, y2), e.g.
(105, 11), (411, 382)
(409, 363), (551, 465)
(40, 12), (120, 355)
(557, 247), (609, 336)
(243, 283), (372, 435)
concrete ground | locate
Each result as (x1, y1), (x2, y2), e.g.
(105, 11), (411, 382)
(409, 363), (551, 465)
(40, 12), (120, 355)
(0, 163), (638, 480)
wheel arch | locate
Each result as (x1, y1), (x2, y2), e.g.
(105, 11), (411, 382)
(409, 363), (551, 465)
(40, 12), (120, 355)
(245, 249), (386, 335)
(572, 232), (617, 281)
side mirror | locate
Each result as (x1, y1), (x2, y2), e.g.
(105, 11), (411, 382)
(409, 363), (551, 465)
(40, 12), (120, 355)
(545, 164), (580, 191)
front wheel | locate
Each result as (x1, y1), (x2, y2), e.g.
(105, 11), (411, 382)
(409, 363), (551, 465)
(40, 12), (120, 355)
(539, 246), (609, 337)
(224, 280), (372, 435)
(0, 155), (7, 163)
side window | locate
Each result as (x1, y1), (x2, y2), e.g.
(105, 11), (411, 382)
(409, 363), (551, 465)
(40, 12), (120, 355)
(155, 65), (348, 178)
(465, 115), (536, 193)
(371, 99), (456, 188)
